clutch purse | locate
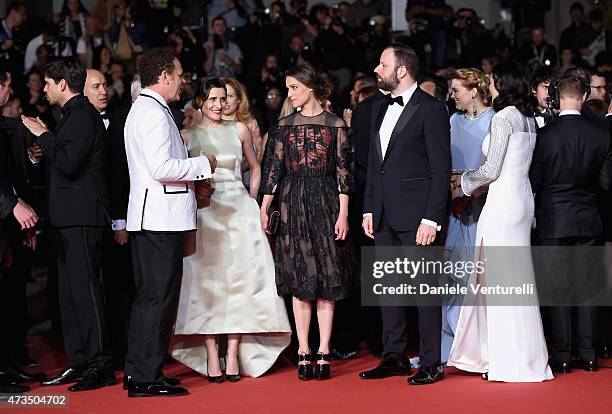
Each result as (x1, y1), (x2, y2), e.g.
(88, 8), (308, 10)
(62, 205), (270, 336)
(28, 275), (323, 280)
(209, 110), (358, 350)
(267, 206), (280, 234)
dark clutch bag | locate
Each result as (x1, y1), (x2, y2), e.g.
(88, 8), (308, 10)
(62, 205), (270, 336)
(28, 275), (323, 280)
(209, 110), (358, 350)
(267, 206), (280, 234)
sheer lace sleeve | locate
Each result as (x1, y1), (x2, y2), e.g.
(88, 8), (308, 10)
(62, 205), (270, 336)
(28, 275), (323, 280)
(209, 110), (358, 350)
(461, 111), (512, 196)
(262, 126), (286, 195)
(335, 122), (354, 195)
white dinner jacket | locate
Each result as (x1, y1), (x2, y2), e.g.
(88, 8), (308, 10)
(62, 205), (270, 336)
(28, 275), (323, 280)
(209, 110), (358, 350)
(125, 88), (211, 231)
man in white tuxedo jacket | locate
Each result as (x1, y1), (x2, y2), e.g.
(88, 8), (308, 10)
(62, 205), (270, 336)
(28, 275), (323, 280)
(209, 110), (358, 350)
(123, 47), (216, 398)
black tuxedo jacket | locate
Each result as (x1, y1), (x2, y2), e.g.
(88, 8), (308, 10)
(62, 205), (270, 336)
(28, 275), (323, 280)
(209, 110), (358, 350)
(530, 114), (612, 239)
(352, 91), (385, 191)
(364, 87), (451, 232)
(105, 106), (130, 222)
(37, 95), (109, 227)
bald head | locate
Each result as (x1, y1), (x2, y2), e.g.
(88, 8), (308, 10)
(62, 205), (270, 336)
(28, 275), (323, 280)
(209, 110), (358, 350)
(84, 69), (108, 112)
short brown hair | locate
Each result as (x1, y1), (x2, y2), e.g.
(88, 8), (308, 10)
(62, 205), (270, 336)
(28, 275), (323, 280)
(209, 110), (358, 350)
(285, 64), (332, 102)
(558, 75), (589, 100)
(192, 77), (226, 109)
(452, 68), (491, 102)
(138, 47), (176, 88)
(387, 43), (419, 81)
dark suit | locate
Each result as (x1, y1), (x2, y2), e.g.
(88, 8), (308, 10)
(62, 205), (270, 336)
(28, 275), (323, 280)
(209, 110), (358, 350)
(0, 118), (34, 370)
(334, 92), (386, 354)
(364, 87), (451, 367)
(530, 113), (612, 364)
(37, 94), (112, 372)
(101, 107), (134, 369)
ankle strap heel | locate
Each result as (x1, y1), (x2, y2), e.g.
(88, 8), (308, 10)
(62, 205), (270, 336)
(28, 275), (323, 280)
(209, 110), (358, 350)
(314, 352), (332, 380)
(297, 352), (314, 381)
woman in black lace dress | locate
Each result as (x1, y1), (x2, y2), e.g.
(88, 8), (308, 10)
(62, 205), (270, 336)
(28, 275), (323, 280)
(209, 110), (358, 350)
(261, 64), (354, 381)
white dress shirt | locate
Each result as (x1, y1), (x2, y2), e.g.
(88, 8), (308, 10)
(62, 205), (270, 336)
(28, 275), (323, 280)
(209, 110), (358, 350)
(559, 109), (581, 116)
(364, 82), (440, 231)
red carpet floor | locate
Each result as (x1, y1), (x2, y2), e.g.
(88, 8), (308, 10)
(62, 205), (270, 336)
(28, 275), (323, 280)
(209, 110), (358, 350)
(4, 335), (612, 414)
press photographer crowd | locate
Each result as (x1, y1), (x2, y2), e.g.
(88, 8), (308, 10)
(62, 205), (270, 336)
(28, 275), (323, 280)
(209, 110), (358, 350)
(2, 0), (612, 399)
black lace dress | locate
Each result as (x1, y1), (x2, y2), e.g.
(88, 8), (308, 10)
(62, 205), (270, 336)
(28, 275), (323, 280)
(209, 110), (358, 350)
(262, 111), (354, 300)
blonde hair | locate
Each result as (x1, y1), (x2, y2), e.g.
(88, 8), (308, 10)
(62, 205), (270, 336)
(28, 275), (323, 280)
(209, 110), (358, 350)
(452, 68), (491, 103)
(220, 76), (253, 123)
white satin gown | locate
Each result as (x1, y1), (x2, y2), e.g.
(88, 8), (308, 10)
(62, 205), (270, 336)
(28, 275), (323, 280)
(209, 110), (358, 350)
(171, 122), (291, 378)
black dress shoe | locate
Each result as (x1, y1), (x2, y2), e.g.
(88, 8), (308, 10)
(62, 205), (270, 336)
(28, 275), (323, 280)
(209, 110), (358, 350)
(128, 382), (189, 398)
(408, 365), (444, 385)
(68, 369), (116, 392)
(0, 383), (30, 393)
(123, 375), (181, 390)
(572, 359), (598, 372)
(0, 366), (47, 383)
(599, 345), (611, 359)
(359, 359), (411, 379)
(549, 361), (571, 374)
(41, 367), (83, 386)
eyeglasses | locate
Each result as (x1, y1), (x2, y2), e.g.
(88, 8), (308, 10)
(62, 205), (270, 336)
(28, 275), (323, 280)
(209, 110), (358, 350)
(591, 85), (606, 91)
(266, 94), (281, 99)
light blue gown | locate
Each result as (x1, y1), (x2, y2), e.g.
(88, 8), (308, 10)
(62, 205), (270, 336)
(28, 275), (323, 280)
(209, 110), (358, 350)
(440, 109), (494, 365)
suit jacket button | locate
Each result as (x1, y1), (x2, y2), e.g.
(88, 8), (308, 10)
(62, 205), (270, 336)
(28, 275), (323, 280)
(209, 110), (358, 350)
(381, 170), (385, 175)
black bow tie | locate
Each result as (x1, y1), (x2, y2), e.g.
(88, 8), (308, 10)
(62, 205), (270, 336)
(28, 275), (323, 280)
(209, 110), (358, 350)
(100, 112), (109, 120)
(386, 95), (404, 106)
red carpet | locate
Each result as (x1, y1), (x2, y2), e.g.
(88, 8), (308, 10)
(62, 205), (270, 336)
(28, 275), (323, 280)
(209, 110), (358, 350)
(4, 336), (612, 414)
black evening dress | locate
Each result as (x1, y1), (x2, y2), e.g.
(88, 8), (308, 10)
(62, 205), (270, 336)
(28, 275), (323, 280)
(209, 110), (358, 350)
(263, 111), (354, 300)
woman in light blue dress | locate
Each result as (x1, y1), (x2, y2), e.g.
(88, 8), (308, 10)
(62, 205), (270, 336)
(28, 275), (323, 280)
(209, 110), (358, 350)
(441, 69), (494, 364)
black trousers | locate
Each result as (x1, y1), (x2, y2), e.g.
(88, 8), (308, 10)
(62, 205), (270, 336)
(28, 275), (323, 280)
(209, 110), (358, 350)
(125, 231), (184, 383)
(56, 226), (111, 371)
(539, 236), (599, 363)
(101, 229), (134, 369)
(374, 214), (441, 368)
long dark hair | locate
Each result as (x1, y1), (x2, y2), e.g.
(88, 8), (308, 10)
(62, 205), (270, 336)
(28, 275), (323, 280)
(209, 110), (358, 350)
(491, 61), (534, 116)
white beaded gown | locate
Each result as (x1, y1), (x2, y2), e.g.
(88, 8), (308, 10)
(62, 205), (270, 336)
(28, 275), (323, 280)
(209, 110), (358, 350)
(447, 106), (554, 382)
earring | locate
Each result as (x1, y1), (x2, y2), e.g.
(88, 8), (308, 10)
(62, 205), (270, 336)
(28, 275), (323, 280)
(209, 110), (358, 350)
(472, 96), (477, 117)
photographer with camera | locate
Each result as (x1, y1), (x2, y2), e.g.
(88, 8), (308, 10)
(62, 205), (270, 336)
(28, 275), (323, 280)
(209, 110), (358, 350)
(518, 26), (557, 73)
(0, 3), (27, 93)
(450, 8), (506, 69)
(204, 16), (242, 78)
(405, 0), (449, 67)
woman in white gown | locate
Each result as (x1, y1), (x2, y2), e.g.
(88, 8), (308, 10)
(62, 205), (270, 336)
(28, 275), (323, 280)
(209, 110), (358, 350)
(447, 61), (553, 382)
(171, 78), (291, 382)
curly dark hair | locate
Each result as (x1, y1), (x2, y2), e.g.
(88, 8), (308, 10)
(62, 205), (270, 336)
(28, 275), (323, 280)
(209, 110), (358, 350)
(285, 64), (332, 102)
(491, 60), (534, 116)
(138, 47), (177, 88)
(192, 77), (226, 109)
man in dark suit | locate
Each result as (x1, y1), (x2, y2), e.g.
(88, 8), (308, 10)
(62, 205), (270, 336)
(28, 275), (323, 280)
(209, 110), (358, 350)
(332, 88), (386, 358)
(359, 44), (451, 385)
(83, 69), (133, 370)
(530, 75), (612, 374)
(0, 69), (40, 394)
(21, 58), (114, 391)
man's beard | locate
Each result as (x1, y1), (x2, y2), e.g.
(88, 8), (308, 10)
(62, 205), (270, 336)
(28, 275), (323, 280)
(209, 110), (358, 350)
(377, 71), (399, 92)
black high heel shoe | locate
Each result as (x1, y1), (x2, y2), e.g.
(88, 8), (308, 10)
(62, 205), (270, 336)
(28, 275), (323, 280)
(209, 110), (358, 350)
(207, 359), (224, 384)
(314, 352), (332, 380)
(297, 352), (314, 380)
(225, 356), (241, 383)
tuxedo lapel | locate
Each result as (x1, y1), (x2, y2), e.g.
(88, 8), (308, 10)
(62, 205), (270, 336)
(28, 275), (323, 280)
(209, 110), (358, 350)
(371, 99), (387, 163)
(383, 94), (420, 162)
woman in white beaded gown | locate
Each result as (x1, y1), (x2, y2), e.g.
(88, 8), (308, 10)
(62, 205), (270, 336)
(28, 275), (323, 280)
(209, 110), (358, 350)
(171, 78), (291, 382)
(447, 61), (553, 382)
